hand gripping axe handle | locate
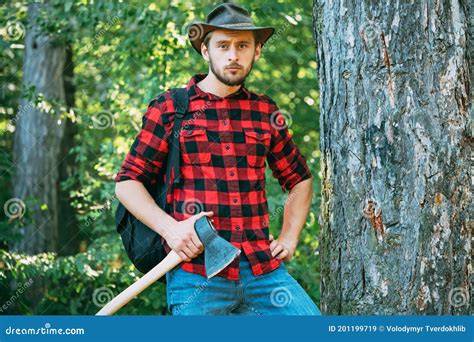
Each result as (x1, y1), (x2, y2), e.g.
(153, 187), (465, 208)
(96, 216), (240, 315)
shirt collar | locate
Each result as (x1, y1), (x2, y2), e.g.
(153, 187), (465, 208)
(186, 73), (251, 101)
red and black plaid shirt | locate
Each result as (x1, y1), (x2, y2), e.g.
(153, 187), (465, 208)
(115, 73), (312, 280)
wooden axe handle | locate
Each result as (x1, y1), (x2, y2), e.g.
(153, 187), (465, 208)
(96, 250), (182, 316)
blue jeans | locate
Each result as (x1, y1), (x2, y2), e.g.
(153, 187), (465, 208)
(165, 253), (322, 315)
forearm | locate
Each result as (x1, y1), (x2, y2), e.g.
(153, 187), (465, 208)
(115, 179), (177, 239)
(279, 177), (313, 248)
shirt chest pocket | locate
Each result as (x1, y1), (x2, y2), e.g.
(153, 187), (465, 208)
(243, 129), (271, 168)
(180, 128), (212, 165)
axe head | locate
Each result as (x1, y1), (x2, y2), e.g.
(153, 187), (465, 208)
(194, 216), (241, 279)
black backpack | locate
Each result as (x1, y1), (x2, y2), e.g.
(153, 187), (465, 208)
(115, 88), (189, 281)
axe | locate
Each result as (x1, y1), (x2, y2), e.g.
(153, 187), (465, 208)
(96, 215), (240, 315)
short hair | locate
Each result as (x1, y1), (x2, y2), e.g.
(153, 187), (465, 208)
(202, 30), (260, 49)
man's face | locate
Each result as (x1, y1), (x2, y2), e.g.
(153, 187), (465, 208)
(201, 29), (261, 86)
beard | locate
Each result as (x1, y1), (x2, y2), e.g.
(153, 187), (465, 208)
(208, 52), (255, 86)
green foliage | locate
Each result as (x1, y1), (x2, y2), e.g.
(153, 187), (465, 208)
(0, 0), (320, 314)
(0, 237), (167, 315)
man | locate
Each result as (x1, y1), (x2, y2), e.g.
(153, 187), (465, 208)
(115, 3), (321, 315)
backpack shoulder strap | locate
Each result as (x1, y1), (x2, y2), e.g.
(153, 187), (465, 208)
(158, 87), (189, 209)
(171, 87), (189, 118)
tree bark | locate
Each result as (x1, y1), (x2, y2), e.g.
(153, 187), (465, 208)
(13, 1), (67, 254)
(314, 0), (472, 314)
(57, 45), (80, 256)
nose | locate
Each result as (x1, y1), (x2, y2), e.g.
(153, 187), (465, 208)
(228, 46), (238, 61)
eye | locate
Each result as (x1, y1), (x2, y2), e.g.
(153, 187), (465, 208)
(239, 44), (248, 48)
(218, 44), (228, 49)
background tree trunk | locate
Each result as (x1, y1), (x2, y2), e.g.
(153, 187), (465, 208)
(57, 45), (80, 256)
(13, 1), (67, 254)
(314, 0), (471, 315)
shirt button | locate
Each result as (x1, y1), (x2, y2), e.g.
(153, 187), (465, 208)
(233, 198), (238, 203)
(225, 145), (230, 150)
(223, 120), (228, 125)
(230, 171), (235, 177)
(186, 130), (191, 135)
(235, 225), (240, 230)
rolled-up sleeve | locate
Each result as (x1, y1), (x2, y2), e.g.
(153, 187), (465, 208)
(266, 104), (312, 192)
(115, 98), (170, 187)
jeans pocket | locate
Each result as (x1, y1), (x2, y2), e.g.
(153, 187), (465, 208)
(168, 268), (209, 305)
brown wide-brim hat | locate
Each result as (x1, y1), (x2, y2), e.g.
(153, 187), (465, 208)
(187, 3), (275, 55)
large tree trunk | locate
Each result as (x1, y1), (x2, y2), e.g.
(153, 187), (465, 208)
(314, 0), (471, 315)
(57, 46), (80, 256)
(12, 1), (67, 254)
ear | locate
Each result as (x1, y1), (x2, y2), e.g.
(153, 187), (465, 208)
(201, 43), (210, 62)
(254, 42), (261, 62)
